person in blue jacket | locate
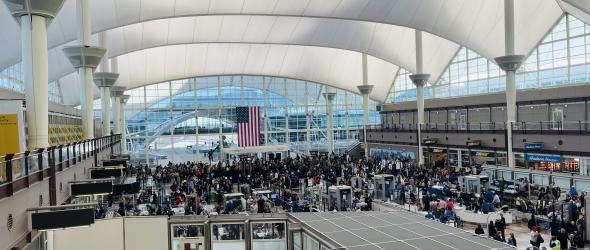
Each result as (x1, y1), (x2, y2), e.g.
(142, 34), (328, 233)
(482, 200), (491, 214)
(425, 211), (435, 220)
(570, 186), (577, 199)
(485, 190), (494, 202)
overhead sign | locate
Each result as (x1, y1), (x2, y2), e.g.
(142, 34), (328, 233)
(432, 148), (445, 153)
(0, 114), (19, 155)
(31, 208), (95, 230)
(466, 140), (481, 147)
(90, 167), (123, 179)
(113, 182), (141, 195)
(422, 138), (438, 145)
(524, 142), (543, 151)
(475, 151), (494, 157)
(70, 181), (113, 196)
(526, 154), (561, 163)
(0, 100), (25, 155)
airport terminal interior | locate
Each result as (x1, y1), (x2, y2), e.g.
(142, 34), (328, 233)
(5, 0), (590, 250)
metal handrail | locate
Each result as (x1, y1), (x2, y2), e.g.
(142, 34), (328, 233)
(366, 120), (590, 133)
(0, 134), (121, 188)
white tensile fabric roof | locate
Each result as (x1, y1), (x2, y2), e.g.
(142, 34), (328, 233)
(0, 0), (575, 105)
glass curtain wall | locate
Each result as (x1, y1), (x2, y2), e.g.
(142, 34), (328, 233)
(107, 75), (380, 162)
(389, 14), (590, 103)
(0, 62), (63, 103)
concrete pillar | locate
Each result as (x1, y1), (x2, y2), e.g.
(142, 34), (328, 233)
(94, 31), (118, 137)
(494, 0), (525, 168)
(2, 0), (66, 149)
(120, 95), (129, 154)
(110, 87), (125, 134)
(409, 30), (431, 166)
(97, 32), (111, 73)
(63, 0), (105, 140)
(323, 90), (336, 154)
(94, 73), (118, 136)
(357, 53), (374, 159)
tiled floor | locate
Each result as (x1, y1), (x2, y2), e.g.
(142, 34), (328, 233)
(462, 222), (549, 250)
(370, 202), (590, 250)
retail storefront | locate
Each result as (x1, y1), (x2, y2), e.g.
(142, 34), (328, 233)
(369, 143), (590, 176)
(526, 154), (561, 172)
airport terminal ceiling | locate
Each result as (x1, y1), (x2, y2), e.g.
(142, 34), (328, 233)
(0, 0), (579, 105)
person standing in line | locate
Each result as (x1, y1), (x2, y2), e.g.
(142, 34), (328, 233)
(496, 214), (506, 241)
(557, 228), (568, 250)
(488, 221), (497, 238)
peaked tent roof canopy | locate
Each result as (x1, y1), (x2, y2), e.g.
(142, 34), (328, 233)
(0, 0), (574, 104)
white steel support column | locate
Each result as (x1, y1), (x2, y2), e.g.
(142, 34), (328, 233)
(94, 31), (118, 136)
(97, 32), (111, 73)
(112, 96), (121, 133)
(120, 95), (129, 154)
(305, 82), (311, 154)
(284, 78), (290, 148)
(21, 15), (49, 149)
(357, 53), (374, 159)
(78, 0), (92, 139)
(99, 86), (111, 135)
(495, 0), (525, 168)
(323, 88), (336, 154)
(194, 80), (200, 163)
(410, 30), (431, 166)
(344, 93), (350, 140)
(46, 230), (54, 250)
(110, 57), (118, 73)
(111, 87), (125, 134)
(217, 77), (224, 163)
(79, 67), (93, 139)
(4, 0), (66, 149)
(263, 77), (269, 145)
(63, 0), (105, 140)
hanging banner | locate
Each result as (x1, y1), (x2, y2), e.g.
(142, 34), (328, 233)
(0, 100), (25, 156)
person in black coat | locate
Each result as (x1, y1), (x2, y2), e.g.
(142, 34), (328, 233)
(488, 221), (497, 238)
(496, 214), (506, 241)
(557, 228), (568, 250)
(257, 195), (266, 213)
(475, 224), (485, 235)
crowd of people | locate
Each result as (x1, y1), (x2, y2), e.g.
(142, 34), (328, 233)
(91, 151), (590, 249)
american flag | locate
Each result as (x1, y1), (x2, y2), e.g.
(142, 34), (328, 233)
(236, 106), (260, 147)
